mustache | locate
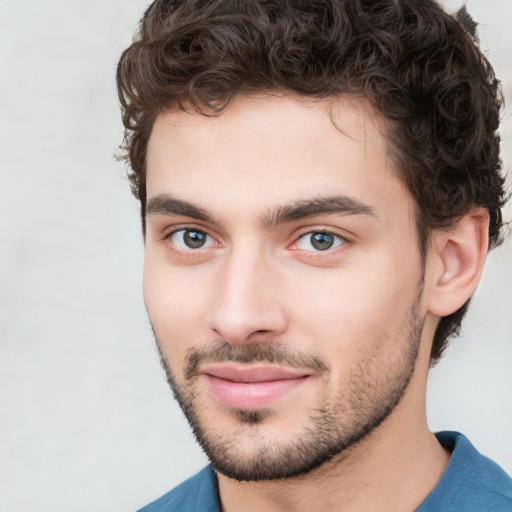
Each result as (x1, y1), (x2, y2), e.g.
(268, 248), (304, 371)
(184, 340), (329, 381)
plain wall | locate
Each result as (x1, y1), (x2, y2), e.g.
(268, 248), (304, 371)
(0, 1), (510, 511)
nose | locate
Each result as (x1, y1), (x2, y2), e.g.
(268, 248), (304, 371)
(209, 245), (289, 344)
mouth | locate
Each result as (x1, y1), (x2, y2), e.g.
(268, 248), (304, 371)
(199, 364), (311, 410)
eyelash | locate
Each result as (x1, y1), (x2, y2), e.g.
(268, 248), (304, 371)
(163, 227), (349, 256)
(164, 227), (218, 253)
(290, 230), (347, 254)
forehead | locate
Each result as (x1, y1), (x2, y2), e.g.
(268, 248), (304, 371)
(146, 93), (411, 223)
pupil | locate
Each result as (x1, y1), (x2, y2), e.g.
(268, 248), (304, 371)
(311, 233), (334, 250)
(184, 230), (206, 248)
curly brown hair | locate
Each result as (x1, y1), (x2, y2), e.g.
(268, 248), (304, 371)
(117, 0), (507, 364)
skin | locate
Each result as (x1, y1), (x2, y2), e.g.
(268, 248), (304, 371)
(143, 93), (487, 512)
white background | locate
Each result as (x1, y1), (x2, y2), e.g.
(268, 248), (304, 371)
(0, 1), (511, 511)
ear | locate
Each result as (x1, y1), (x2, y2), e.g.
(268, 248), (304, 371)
(425, 209), (489, 317)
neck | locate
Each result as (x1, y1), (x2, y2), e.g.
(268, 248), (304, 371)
(217, 363), (450, 512)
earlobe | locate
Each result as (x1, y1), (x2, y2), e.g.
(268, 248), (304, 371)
(426, 209), (489, 317)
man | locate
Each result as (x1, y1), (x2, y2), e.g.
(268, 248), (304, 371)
(117, 0), (512, 510)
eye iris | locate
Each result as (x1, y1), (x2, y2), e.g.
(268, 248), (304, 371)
(184, 230), (206, 248)
(311, 232), (334, 250)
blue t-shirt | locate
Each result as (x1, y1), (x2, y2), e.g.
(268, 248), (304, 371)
(138, 432), (512, 512)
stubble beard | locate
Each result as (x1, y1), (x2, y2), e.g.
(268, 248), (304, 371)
(153, 290), (425, 482)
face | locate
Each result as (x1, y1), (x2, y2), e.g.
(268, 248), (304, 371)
(144, 94), (427, 481)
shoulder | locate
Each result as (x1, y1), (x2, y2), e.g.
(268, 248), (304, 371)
(417, 431), (512, 512)
(136, 466), (221, 512)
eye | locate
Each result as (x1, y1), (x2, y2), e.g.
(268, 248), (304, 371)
(168, 228), (215, 251)
(295, 231), (345, 252)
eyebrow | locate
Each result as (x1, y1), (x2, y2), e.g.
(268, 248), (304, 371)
(145, 194), (377, 226)
(146, 195), (213, 222)
(262, 196), (377, 227)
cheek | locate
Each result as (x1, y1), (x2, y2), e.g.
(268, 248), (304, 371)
(287, 252), (421, 360)
(143, 251), (212, 361)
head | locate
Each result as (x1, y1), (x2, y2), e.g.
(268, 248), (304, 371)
(117, 0), (507, 481)
(118, 0), (506, 364)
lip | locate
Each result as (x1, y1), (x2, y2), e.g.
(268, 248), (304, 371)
(200, 364), (311, 410)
